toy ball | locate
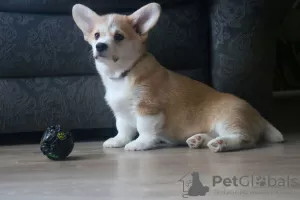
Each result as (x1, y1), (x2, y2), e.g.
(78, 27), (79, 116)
(40, 125), (74, 160)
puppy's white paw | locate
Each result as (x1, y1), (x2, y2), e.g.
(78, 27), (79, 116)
(103, 137), (130, 148)
(124, 139), (156, 151)
(207, 139), (225, 153)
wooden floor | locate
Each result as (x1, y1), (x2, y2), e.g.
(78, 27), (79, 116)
(0, 135), (300, 200)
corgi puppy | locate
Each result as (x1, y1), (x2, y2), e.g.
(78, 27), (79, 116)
(72, 3), (284, 152)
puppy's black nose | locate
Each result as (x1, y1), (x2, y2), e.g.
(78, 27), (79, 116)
(96, 43), (108, 52)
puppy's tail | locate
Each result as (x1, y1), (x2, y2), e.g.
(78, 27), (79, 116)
(262, 118), (284, 143)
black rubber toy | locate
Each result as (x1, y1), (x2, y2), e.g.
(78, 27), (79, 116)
(40, 125), (74, 160)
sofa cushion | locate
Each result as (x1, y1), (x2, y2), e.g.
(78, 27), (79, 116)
(0, 76), (113, 133)
(0, 0), (190, 14)
(0, 1), (210, 83)
(0, 12), (98, 77)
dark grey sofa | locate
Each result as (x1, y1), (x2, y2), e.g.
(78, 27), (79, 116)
(0, 0), (291, 134)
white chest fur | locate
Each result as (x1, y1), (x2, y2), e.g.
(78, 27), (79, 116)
(101, 74), (137, 127)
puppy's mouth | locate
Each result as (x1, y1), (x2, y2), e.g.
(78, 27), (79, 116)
(94, 54), (119, 63)
(94, 53), (106, 59)
(112, 55), (119, 62)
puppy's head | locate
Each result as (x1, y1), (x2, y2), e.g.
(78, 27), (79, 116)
(72, 3), (161, 64)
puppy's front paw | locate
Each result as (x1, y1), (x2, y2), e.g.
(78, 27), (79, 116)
(207, 139), (225, 153)
(124, 140), (156, 151)
(103, 137), (130, 148)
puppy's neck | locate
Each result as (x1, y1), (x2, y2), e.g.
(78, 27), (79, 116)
(95, 59), (132, 79)
(95, 54), (147, 80)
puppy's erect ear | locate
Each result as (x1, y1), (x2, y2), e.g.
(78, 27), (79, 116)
(72, 4), (98, 35)
(129, 3), (161, 35)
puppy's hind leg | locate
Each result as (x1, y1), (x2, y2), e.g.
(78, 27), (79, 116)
(207, 134), (256, 153)
(186, 133), (214, 149)
(207, 120), (260, 153)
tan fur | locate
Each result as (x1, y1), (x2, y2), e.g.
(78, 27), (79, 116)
(127, 54), (263, 142)
(84, 14), (146, 46)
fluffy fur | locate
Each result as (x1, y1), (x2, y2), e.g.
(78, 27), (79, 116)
(72, 3), (284, 152)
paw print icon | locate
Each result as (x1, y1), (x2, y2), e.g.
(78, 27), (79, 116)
(255, 176), (267, 187)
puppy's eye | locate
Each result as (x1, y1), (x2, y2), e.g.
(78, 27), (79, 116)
(94, 32), (100, 40)
(114, 33), (124, 41)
